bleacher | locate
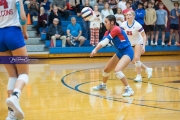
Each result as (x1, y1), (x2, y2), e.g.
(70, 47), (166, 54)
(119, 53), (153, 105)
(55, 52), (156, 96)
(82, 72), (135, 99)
(26, 1), (180, 58)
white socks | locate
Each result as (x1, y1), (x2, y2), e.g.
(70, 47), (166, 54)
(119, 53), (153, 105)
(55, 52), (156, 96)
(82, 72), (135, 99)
(13, 88), (21, 99)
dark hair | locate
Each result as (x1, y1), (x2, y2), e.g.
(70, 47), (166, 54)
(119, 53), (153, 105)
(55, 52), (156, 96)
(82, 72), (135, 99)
(106, 15), (116, 25)
(159, 2), (164, 6)
(174, 2), (179, 7)
(126, 2), (131, 5)
(148, 2), (152, 5)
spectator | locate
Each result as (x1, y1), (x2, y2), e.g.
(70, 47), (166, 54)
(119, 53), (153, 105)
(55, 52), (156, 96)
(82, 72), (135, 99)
(155, 2), (167, 46)
(48, 18), (66, 47)
(82, 0), (97, 7)
(48, 6), (61, 26)
(28, 0), (39, 22)
(150, 0), (158, 10)
(132, 0), (141, 11)
(118, 0), (126, 11)
(169, 2), (180, 46)
(89, 4), (102, 46)
(115, 8), (124, 27)
(122, 2), (132, 17)
(40, 0), (51, 15)
(135, 2), (145, 27)
(144, 2), (156, 45)
(97, 0), (104, 12)
(69, 0), (81, 16)
(81, 0), (93, 40)
(67, 17), (86, 47)
(100, 2), (114, 39)
(108, 0), (118, 14)
(52, 0), (70, 20)
(35, 7), (48, 36)
(143, 1), (148, 9)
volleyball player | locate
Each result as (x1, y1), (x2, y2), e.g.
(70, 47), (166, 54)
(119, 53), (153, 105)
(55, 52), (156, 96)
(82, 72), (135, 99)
(0, 0), (28, 119)
(90, 15), (134, 97)
(121, 11), (153, 82)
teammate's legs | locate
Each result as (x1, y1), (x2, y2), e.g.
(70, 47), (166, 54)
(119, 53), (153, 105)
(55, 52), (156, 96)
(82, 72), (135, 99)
(93, 54), (119, 90)
(115, 55), (134, 97)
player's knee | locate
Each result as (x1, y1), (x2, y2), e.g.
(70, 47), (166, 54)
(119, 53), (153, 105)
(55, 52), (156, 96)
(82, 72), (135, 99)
(135, 60), (141, 67)
(7, 77), (18, 90)
(115, 71), (125, 80)
(18, 74), (29, 85)
(102, 70), (109, 77)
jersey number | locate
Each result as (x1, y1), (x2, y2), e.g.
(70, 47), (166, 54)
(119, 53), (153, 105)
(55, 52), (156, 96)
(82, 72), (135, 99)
(127, 31), (132, 35)
(0, 0), (8, 9)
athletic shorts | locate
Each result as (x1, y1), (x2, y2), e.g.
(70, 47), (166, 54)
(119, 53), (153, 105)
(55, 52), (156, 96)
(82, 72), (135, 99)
(116, 45), (134, 61)
(170, 24), (179, 30)
(155, 25), (166, 31)
(145, 25), (154, 32)
(0, 26), (25, 52)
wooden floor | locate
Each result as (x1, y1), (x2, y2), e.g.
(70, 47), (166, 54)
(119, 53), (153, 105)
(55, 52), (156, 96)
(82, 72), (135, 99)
(0, 55), (180, 120)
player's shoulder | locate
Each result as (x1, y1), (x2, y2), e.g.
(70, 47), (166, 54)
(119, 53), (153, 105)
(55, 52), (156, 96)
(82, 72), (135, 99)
(134, 20), (142, 27)
(121, 21), (127, 27)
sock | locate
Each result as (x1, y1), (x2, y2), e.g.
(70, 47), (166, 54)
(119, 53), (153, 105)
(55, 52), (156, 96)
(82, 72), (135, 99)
(13, 88), (21, 99)
(125, 85), (130, 89)
(101, 82), (106, 85)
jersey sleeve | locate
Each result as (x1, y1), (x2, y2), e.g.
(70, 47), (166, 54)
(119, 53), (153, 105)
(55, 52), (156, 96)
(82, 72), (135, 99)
(107, 26), (121, 40)
(136, 22), (144, 33)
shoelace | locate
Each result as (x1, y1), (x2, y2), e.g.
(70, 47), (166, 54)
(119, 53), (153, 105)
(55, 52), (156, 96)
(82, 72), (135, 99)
(12, 92), (18, 99)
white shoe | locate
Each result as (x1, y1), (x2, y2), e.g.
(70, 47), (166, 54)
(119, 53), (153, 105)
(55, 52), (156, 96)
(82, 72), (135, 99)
(6, 111), (18, 120)
(134, 75), (142, 82)
(146, 68), (153, 79)
(151, 41), (154, 45)
(122, 87), (134, 97)
(93, 84), (107, 91)
(154, 42), (157, 46)
(6, 93), (24, 119)
(162, 42), (165, 46)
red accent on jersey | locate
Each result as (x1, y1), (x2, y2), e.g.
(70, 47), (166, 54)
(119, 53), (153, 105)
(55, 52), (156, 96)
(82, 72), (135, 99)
(127, 31), (132, 35)
(0, 0), (8, 9)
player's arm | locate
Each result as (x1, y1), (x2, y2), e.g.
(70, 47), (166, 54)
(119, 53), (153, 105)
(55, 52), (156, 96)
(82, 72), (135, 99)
(141, 31), (146, 49)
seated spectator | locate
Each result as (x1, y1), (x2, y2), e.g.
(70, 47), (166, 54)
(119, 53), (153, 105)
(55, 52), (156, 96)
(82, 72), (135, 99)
(52, 0), (69, 20)
(48, 6), (61, 26)
(135, 2), (145, 27)
(28, 0), (39, 22)
(69, 0), (81, 16)
(97, 0), (104, 12)
(108, 0), (118, 14)
(40, 0), (51, 15)
(122, 2), (132, 17)
(66, 17), (86, 47)
(35, 7), (48, 36)
(48, 18), (66, 47)
(169, 2), (180, 46)
(24, 0), (31, 5)
(115, 8), (124, 27)
(82, 0), (97, 7)
(89, 4), (102, 46)
(118, 0), (126, 11)
(81, 0), (93, 40)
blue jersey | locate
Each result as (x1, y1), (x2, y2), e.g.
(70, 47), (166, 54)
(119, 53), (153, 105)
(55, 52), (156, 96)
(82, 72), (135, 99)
(103, 26), (131, 50)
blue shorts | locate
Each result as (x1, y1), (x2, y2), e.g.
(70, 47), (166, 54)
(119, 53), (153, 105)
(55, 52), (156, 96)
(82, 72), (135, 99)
(116, 46), (134, 61)
(0, 26), (25, 52)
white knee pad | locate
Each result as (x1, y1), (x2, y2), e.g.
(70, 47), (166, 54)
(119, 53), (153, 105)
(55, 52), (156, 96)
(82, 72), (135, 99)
(102, 70), (109, 77)
(18, 74), (29, 85)
(135, 60), (141, 67)
(115, 71), (125, 79)
(7, 77), (18, 90)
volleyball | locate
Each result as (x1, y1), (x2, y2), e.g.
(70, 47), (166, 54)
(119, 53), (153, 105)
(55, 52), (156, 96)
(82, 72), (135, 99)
(81, 7), (93, 21)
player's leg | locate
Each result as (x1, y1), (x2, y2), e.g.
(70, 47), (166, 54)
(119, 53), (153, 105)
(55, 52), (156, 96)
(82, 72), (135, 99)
(93, 54), (119, 90)
(0, 51), (18, 120)
(6, 46), (29, 119)
(115, 55), (134, 97)
(133, 44), (143, 82)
